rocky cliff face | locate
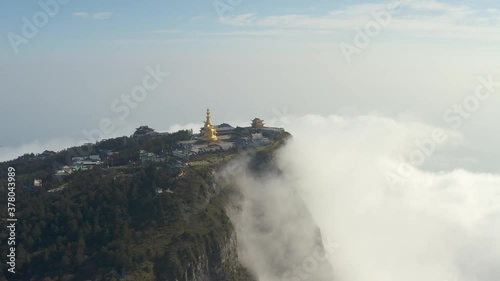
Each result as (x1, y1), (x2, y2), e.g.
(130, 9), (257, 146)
(170, 232), (240, 281)
(150, 166), (256, 281)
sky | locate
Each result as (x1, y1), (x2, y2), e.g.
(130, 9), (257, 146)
(1, 0), (500, 172)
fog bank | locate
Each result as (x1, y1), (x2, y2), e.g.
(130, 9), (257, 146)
(229, 114), (500, 281)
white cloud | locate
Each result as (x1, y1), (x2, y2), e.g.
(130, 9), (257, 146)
(219, 13), (257, 25)
(328, 3), (392, 17)
(408, 0), (466, 12)
(72, 12), (89, 19)
(228, 114), (500, 281)
(149, 29), (182, 34)
(166, 122), (202, 133)
(201, 29), (301, 36)
(93, 12), (113, 20)
(218, 0), (500, 41)
(0, 138), (82, 163)
(73, 12), (113, 20)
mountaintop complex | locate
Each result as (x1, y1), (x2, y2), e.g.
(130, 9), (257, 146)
(0, 109), (332, 280)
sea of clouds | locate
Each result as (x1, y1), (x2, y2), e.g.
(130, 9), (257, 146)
(227, 114), (500, 281)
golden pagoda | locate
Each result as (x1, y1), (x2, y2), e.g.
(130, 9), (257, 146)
(201, 108), (218, 142)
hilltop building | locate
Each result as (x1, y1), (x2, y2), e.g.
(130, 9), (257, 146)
(23, 179), (43, 193)
(172, 109), (285, 160)
(214, 123), (235, 136)
(200, 108), (218, 142)
(133, 126), (159, 138)
(34, 179), (43, 187)
(38, 150), (56, 159)
(139, 150), (169, 164)
(251, 118), (265, 128)
(71, 155), (102, 166)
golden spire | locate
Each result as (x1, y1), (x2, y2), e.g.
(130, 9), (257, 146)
(205, 108), (212, 126)
(202, 108), (218, 141)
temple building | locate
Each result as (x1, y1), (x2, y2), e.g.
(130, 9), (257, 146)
(174, 109), (285, 159)
(133, 125), (159, 138)
(201, 108), (218, 142)
(214, 123), (235, 136)
(251, 118), (265, 128)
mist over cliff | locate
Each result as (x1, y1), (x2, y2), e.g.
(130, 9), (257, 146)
(228, 114), (500, 281)
(222, 152), (335, 281)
